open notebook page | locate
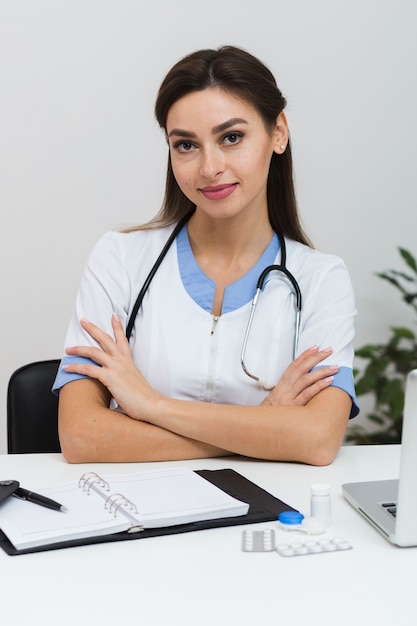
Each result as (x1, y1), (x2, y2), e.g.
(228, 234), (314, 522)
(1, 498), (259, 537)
(0, 467), (249, 550)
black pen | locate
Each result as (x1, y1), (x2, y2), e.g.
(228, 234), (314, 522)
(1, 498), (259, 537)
(12, 487), (67, 512)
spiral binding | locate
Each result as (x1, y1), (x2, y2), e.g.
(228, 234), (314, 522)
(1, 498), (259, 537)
(78, 472), (110, 494)
(78, 472), (143, 532)
(105, 492), (138, 518)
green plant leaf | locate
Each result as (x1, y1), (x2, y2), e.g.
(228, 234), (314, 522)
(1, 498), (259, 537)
(355, 345), (382, 359)
(399, 247), (417, 273)
(367, 414), (384, 425)
(379, 378), (404, 416)
(376, 273), (405, 291)
(391, 327), (416, 340)
(355, 372), (381, 395)
(404, 292), (417, 305)
(386, 270), (415, 283)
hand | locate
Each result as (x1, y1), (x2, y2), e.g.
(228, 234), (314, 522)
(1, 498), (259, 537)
(261, 346), (338, 407)
(64, 315), (160, 420)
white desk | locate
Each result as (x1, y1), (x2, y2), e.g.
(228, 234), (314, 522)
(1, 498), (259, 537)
(0, 446), (414, 626)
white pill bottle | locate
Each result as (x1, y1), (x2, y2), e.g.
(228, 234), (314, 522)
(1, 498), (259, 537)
(310, 483), (331, 528)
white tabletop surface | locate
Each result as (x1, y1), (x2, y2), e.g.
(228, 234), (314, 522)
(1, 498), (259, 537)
(0, 445), (414, 626)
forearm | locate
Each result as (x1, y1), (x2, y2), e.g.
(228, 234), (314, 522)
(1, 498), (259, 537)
(60, 323), (351, 464)
(149, 387), (351, 465)
(58, 380), (230, 463)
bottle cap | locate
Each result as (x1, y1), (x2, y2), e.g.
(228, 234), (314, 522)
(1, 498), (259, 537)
(310, 483), (331, 496)
(278, 511), (305, 525)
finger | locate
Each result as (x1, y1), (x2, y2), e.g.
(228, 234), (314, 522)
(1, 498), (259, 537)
(291, 364), (339, 397)
(263, 366), (337, 407)
(294, 375), (335, 405)
(65, 344), (111, 366)
(111, 313), (132, 355)
(62, 359), (118, 392)
(281, 346), (334, 387)
(295, 346), (334, 370)
(79, 318), (119, 354)
(298, 363), (339, 386)
(63, 360), (102, 378)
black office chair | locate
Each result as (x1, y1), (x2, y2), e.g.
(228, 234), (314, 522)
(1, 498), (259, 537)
(7, 359), (61, 453)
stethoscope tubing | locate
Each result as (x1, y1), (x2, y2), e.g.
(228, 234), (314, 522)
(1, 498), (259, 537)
(126, 211), (302, 389)
(240, 259), (302, 387)
(125, 210), (195, 340)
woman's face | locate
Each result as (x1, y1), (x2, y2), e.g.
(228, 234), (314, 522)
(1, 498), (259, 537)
(166, 87), (288, 223)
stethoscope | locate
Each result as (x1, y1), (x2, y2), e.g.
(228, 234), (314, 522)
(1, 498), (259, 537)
(126, 209), (302, 390)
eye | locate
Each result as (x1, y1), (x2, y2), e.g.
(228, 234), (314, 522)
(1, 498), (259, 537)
(173, 141), (195, 153)
(223, 132), (243, 146)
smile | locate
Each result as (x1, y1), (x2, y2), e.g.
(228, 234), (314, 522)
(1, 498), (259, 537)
(199, 184), (237, 201)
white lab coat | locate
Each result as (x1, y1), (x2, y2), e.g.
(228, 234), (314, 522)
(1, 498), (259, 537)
(54, 225), (358, 415)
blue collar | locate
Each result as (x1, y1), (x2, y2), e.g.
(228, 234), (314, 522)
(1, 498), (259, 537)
(176, 226), (280, 314)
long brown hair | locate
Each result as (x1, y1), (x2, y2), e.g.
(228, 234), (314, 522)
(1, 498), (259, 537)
(129, 46), (311, 246)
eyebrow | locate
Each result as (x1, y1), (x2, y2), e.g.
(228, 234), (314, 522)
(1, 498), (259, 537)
(167, 117), (248, 139)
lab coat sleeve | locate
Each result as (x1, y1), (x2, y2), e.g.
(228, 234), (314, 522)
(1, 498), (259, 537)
(53, 231), (132, 392)
(292, 243), (359, 417)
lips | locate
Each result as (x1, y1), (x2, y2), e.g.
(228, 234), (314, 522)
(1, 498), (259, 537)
(200, 183), (237, 201)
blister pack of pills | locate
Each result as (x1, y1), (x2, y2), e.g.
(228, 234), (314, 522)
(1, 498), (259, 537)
(242, 529), (276, 552)
(241, 529), (352, 557)
(275, 537), (352, 557)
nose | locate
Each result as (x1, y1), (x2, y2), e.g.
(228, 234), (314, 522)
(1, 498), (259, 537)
(199, 146), (225, 180)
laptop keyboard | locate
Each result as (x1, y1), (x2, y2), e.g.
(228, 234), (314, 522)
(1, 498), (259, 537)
(381, 502), (397, 518)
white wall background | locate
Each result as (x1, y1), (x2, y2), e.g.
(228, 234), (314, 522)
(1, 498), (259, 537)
(1, 0), (416, 452)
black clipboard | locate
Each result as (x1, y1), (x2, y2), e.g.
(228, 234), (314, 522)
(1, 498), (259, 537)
(0, 469), (297, 556)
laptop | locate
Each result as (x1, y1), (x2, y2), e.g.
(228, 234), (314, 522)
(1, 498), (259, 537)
(342, 369), (417, 547)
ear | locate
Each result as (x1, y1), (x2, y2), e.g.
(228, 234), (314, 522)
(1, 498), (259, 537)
(272, 112), (289, 155)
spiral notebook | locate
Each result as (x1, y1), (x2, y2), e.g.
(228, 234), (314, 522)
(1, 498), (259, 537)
(0, 468), (297, 556)
(0, 467), (249, 551)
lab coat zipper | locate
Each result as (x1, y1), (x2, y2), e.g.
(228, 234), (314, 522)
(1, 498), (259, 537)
(205, 316), (220, 402)
(210, 315), (219, 335)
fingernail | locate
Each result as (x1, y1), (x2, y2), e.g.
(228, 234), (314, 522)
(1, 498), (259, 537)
(113, 312), (120, 322)
(324, 376), (334, 383)
(309, 345), (319, 351)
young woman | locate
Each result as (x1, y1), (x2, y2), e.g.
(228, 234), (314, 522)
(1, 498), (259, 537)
(55, 46), (358, 465)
